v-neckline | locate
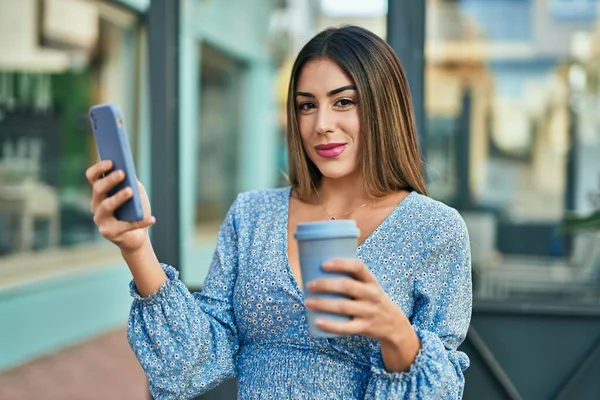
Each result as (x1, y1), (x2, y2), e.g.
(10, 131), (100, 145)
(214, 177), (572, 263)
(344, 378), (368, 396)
(282, 186), (415, 298)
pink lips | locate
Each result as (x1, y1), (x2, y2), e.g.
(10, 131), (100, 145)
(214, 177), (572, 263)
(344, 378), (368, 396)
(315, 143), (346, 158)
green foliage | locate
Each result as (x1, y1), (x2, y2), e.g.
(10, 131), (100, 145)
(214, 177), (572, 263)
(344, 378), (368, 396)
(560, 180), (600, 234)
(561, 210), (600, 234)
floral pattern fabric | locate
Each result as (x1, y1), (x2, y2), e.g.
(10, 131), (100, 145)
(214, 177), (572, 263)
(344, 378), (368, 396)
(127, 187), (472, 399)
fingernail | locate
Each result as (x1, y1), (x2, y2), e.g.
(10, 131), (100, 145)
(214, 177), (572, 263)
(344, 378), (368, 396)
(322, 261), (333, 269)
(123, 187), (132, 197)
(150, 216), (156, 224)
(306, 281), (315, 290)
(305, 299), (314, 308)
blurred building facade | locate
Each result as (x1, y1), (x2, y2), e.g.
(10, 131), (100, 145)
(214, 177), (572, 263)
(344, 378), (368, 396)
(425, 0), (600, 304)
(422, 1), (600, 398)
(0, 0), (317, 386)
(1, 0), (600, 399)
(318, 0), (600, 301)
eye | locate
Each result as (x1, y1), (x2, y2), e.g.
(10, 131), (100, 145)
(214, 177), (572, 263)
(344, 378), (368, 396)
(334, 98), (355, 108)
(297, 102), (316, 111)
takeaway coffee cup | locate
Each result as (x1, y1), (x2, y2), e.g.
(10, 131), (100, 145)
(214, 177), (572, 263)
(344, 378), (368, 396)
(294, 220), (361, 338)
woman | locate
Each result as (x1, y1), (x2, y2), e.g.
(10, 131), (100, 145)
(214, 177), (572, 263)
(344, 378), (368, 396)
(86, 26), (471, 399)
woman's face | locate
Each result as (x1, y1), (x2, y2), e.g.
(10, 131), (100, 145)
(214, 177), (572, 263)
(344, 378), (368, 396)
(295, 58), (361, 181)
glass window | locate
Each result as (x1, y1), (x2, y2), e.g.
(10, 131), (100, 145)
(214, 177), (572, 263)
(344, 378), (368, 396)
(426, 0), (600, 303)
(195, 44), (245, 239)
(0, 1), (142, 284)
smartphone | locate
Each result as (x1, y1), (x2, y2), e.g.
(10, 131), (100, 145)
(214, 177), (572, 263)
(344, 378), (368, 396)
(89, 103), (144, 222)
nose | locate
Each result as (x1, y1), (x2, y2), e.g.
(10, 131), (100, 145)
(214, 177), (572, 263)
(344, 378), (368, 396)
(315, 107), (334, 136)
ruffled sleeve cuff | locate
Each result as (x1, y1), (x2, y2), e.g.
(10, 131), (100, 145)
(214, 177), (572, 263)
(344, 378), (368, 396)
(370, 327), (449, 382)
(128, 263), (183, 304)
(366, 328), (468, 398)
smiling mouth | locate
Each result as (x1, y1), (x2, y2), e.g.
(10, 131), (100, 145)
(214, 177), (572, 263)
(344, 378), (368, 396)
(314, 143), (346, 158)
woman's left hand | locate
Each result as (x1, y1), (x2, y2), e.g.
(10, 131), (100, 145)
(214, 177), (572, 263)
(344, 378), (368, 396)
(304, 258), (421, 372)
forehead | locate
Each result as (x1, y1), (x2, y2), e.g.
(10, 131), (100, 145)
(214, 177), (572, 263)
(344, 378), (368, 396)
(296, 58), (354, 92)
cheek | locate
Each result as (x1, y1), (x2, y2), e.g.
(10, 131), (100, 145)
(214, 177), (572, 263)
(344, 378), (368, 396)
(298, 116), (313, 144)
(342, 112), (361, 143)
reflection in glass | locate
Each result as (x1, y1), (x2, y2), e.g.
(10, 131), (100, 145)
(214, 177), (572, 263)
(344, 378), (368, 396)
(426, 0), (600, 303)
(195, 44), (245, 237)
(0, 2), (140, 282)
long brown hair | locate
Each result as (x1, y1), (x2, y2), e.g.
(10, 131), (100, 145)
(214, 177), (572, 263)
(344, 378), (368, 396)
(286, 25), (427, 201)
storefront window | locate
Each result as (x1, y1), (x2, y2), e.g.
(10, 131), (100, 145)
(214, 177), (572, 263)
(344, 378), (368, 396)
(0, 1), (142, 283)
(195, 44), (245, 238)
(426, 0), (600, 303)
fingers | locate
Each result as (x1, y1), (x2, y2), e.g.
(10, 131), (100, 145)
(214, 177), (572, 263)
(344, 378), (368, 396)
(94, 186), (155, 239)
(86, 164), (155, 245)
(322, 259), (377, 283)
(313, 318), (367, 336)
(95, 186), (155, 224)
(93, 169), (125, 197)
(305, 297), (373, 317)
(90, 170), (126, 213)
(98, 216), (156, 241)
(95, 186), (134, 218)
(85, 160), (113, 184)
(137, 181), (147, 197)
(307, 277), (375, 300)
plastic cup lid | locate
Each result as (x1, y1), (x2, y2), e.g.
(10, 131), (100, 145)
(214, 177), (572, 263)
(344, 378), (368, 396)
(294, 219), (360, 240)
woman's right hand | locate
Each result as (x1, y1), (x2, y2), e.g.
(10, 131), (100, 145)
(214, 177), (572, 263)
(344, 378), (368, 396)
(85, 160), (156, 253)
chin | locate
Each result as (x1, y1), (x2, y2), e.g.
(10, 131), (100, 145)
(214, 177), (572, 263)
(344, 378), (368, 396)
(314, 163), (357, 180)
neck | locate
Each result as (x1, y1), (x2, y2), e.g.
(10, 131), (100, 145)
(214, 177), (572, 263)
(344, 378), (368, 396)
(316, 173), (370, 215)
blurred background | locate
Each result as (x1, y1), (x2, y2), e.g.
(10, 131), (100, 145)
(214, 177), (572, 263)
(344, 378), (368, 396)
(0, 0), (599, 399)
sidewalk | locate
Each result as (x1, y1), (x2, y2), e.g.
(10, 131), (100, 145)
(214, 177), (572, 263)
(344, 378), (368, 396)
(0, 327), (148, 400)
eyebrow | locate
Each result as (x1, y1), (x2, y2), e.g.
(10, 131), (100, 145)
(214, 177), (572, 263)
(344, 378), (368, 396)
(295, 85), (357, 98)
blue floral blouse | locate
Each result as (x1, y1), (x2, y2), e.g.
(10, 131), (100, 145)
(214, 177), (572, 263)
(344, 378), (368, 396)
(127, 187), (472, 399)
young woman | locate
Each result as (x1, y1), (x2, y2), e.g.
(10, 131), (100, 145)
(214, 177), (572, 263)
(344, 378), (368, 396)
(86, 25), (472, 399)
